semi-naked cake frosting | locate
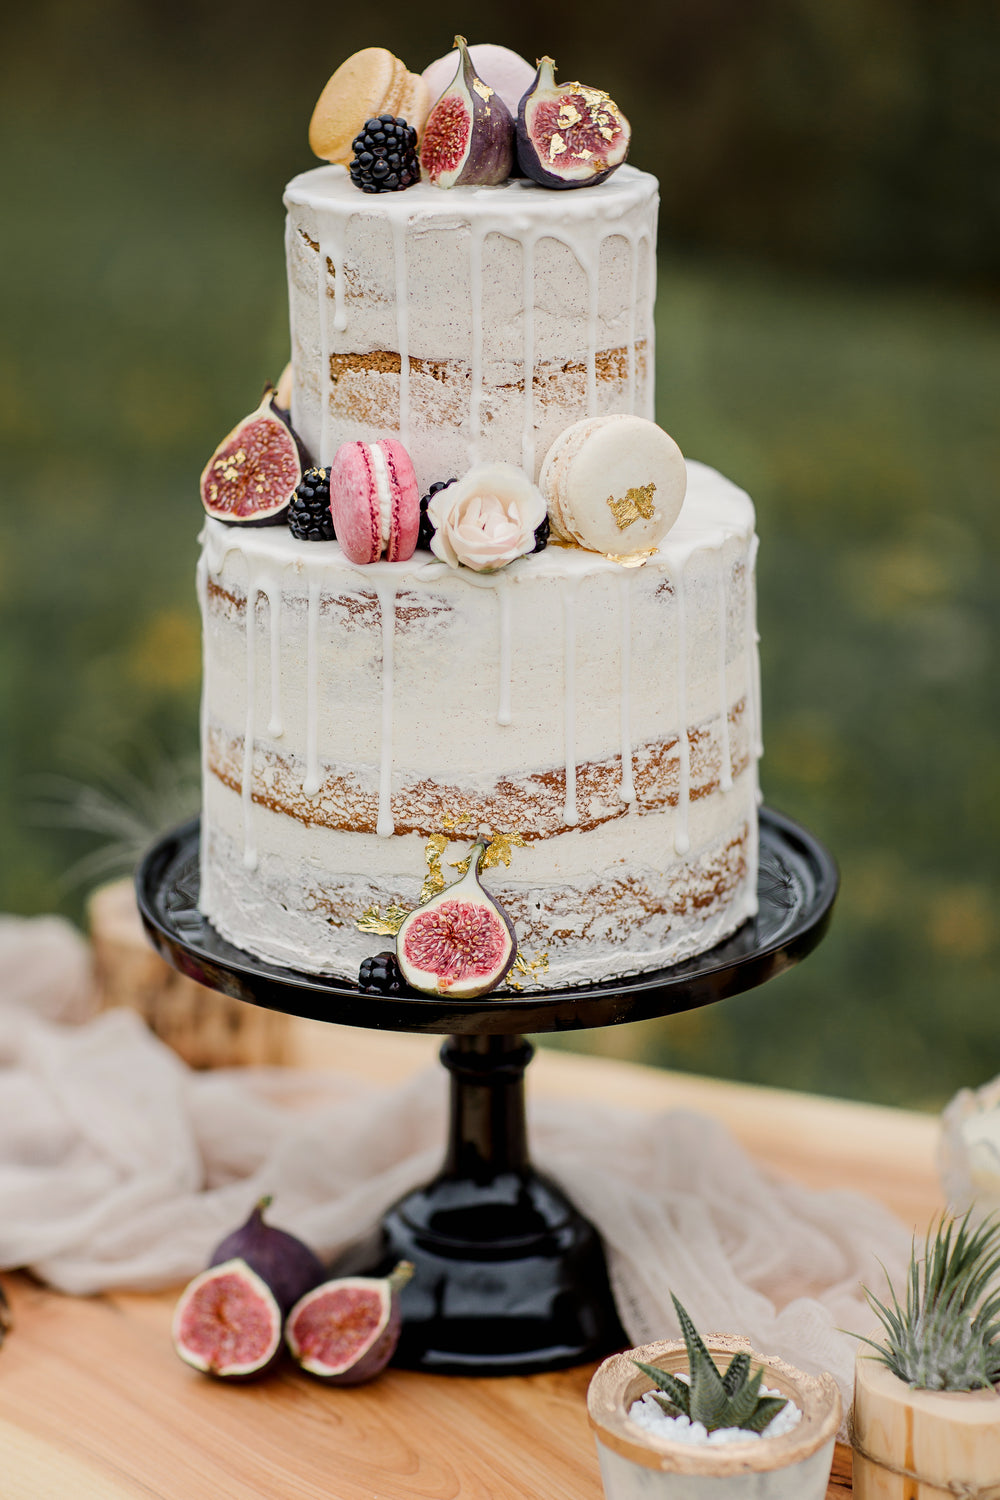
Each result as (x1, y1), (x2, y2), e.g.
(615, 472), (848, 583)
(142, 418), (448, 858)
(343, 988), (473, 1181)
(198, 155), (762, 990)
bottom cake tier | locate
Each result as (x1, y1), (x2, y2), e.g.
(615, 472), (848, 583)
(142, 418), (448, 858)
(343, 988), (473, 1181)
(198, 461), (762, 989)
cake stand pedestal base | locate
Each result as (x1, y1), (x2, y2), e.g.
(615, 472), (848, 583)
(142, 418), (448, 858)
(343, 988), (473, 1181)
(137, 807), (837, 1377)
(333, 1033), (626, 1374)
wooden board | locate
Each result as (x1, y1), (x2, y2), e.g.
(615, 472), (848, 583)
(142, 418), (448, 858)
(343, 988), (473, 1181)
(0, 1026), (944, 1499)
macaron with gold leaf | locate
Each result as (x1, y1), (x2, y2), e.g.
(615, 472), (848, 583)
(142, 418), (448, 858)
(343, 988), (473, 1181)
(539, 415), (687, 562)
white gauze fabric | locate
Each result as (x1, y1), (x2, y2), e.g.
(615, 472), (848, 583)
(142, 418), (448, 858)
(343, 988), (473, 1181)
(0, 914), (912, 1408)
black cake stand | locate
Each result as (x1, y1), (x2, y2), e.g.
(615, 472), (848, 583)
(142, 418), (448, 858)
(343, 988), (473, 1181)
(136, 806), (836, 1376)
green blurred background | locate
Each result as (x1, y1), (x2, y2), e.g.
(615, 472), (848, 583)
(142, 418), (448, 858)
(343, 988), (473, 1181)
(2, 1), (997, 1108)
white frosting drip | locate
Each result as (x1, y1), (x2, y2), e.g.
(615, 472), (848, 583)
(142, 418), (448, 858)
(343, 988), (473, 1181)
(673, 559), (691, 856)
(619, 574), (635, 804)
(469, 227), (484, 467)
(303, 573), (321, 796)
(241, 587), (258, 869)
(390, 216), (410, 448)
(563, 582), (578, 826)
(717, 568), (733, 791)
(267, 585), (282, 738)
(521, 232), (536, 476)
(497, 575), (512, 727)
(749, 532), (764, 758)
(375, 579), (396, 837)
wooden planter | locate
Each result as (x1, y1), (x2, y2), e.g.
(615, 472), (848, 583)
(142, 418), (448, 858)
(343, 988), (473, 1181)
(853, 1347), (1000, 1498)
(587, 1335), (841, 1500)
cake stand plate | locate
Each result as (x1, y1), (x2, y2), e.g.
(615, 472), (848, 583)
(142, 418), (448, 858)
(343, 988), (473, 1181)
(136, 807), (836, 1375)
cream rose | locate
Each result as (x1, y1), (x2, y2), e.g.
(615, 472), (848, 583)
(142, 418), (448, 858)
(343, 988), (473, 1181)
(428, 464), (547, 573)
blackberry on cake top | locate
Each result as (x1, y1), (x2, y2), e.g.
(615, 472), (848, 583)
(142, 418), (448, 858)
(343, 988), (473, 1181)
(288, 468), (336, 542)
(349, 115), (419, 193)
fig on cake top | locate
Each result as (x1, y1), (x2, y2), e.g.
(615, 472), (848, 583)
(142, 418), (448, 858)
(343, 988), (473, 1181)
(517, 57), (630, 188)
(420, 36), (515, 189)
(422, 42), (535, 119)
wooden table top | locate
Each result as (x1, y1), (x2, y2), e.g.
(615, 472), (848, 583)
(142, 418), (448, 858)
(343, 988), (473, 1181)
(0, 1022), (943, 1500)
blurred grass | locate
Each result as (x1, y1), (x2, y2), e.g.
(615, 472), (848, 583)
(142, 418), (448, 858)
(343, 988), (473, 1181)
(1, 16), (998, 1108)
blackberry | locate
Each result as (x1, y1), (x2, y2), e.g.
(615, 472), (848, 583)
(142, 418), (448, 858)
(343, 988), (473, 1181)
(349, 115), (419, 194)
(531, 513), (550, 553)
(417, 478), (457, 551)
(288, 467), (335, 542)
(358, 950), (403, 995)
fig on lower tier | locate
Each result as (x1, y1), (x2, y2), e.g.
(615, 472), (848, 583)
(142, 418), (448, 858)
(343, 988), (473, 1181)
(395, 839), (518, 997)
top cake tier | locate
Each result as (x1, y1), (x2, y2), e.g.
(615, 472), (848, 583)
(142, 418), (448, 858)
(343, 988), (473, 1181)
(284, 164), (659, 486)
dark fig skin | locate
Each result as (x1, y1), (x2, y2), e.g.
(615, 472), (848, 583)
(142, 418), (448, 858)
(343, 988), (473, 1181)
(420, 35), (514, 188)
(516, 56), (630, 190)
(209, 1197), (325, 1314)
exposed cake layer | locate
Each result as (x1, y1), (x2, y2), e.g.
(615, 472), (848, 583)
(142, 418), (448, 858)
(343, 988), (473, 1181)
(284, 165), (658, 485)
(198, 461), (762, 986)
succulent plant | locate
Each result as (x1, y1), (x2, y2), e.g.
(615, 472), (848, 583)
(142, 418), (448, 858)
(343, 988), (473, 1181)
(856, 1210), (1000, 1391)
(633, 1293), (788, 1435)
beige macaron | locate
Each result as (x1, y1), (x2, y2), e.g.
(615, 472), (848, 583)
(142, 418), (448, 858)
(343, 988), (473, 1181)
(309, 48), (431, 165)
(540, 414), (687, 558)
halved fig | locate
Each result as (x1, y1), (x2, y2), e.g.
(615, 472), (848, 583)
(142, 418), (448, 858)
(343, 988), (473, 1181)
(200, 386), (302, 525)
(420, 35), (514, 188)
(172, 1259), (283, 1380)
(396, 839), (517, 997)
(516, 57), (630, 189)
(286, 1262), (414, 1384)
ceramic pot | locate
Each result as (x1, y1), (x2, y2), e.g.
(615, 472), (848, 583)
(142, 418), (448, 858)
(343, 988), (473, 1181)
(587, 1335), (841, 1500)
(853, 1346), (1000, 1498)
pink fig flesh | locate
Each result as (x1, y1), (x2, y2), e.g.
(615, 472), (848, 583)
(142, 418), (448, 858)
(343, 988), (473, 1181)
(517, 57), (630, 189)
(172, 1260), (282, 1380)
(200, 388), (302, 525)
(396, 839), (517, 997)
(286, 1262), (413, 1385)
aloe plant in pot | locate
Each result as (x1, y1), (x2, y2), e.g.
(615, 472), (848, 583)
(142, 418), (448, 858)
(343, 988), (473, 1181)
(587, 1294), (841, 1499)
(852, 1210), (1000, 1498)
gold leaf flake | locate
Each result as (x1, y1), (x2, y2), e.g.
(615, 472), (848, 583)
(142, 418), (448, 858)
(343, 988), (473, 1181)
(549, 131), (567, 158)
(558, 103), (582, 129)
(420, 833), (449, 904)
(482, 830), (528, 868)
(355, 904), (409, 936)
(473, 78), (494, 101)
(505, 949), (549, 989)
(607, 482), (657, 531)
(606, 546), (659, 568)
(574, 148), (593, 160)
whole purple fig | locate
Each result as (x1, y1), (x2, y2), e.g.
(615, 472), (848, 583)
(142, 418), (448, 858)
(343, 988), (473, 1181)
(208, 1196), (325, 1314)
(420, 35), (514, 188)
(516, 57), (630, 189)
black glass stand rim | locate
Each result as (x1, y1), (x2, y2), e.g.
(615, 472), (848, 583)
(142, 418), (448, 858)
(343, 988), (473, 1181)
(135, 806), (837, 1036)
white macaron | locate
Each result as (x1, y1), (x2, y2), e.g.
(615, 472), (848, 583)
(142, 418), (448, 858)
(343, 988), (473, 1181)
(540, 414), (687, 557)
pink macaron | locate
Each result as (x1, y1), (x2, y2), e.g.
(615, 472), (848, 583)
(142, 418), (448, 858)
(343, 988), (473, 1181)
(329, 440), (420, 564)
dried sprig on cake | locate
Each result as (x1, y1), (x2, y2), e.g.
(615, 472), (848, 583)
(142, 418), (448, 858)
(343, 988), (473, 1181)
(856, 1209), (1000, 1391)
(633, 1294), (788, 1435)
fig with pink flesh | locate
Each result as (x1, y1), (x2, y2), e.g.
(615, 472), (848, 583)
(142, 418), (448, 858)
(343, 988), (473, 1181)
(516, 57), (630, 189)
(420, 35), (514, 189)
(422, 43), (535, 119)
(396, 839), (517, 997)
(200, 386), (302, 525)
(286, 1261), (414, 1384)
(172, 1197), (325, 1381)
